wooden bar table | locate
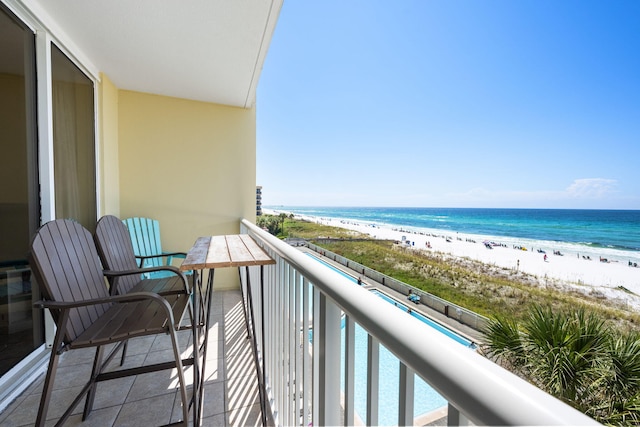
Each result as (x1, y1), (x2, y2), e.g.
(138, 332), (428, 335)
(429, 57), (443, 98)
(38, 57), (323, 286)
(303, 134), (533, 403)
(180, 235), (275, 426)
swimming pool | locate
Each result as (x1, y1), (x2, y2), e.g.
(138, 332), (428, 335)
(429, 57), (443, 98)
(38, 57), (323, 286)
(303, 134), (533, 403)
(306, 253), (362, 284)
(306, 252), (474, 424)
(370, 290), (475, 348)
(341, 322), (448, 425)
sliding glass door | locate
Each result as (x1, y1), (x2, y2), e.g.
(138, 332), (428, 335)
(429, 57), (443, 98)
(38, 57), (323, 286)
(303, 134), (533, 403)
(51, 44), (96, 231)
(0, 4), (96, 381)
(0, 4), (41, 378)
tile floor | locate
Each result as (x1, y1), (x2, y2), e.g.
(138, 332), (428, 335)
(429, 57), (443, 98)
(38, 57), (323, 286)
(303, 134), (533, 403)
(0, 290), (265, 426)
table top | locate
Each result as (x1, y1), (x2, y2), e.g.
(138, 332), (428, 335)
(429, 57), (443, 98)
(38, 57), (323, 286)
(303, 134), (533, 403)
(180, 234), (275, 270)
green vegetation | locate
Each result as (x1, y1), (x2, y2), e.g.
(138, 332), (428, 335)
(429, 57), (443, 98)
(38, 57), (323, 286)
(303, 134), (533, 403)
(273, 215), (640, 327)
(256, 212), (292, 236)
(485, 305), (640, 424)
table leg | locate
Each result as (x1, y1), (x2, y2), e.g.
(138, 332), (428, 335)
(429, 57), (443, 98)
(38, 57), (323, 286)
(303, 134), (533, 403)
(260, 265), (267, 425)
(196, 269), (215, 424)
(238, 268), (252, 339)
(244, 266), (267, 426)
(192, 269), (201, 426)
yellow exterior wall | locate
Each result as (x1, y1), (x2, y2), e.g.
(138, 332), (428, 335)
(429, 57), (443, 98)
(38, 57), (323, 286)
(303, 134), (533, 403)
(118, 91), (257, 289)
(98, 73), (120, 217)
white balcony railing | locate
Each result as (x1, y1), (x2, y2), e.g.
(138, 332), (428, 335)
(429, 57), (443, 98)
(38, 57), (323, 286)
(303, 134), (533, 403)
(240, 219), (599, 426)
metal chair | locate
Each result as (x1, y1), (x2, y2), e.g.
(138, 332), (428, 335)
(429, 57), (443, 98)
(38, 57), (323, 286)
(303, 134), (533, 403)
(94, 214), (194, 365)
(29, 219), (192, 426)
(94, 215), (190, 297)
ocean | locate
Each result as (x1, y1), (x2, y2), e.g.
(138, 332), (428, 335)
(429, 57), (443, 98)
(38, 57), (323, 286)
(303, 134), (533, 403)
(268, 206), (640, 264)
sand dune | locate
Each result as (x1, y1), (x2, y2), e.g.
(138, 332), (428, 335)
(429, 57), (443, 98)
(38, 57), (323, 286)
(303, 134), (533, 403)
(278, 211), (640, 311)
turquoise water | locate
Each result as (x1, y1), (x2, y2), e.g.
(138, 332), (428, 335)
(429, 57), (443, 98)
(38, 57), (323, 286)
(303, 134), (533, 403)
(275, 206), (640, 263)
(342, 323), (447, 426)
(274, 207), (640, 251)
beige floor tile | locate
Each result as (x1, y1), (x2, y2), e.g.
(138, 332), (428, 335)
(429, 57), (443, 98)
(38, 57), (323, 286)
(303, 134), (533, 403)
(0, 290), (267, 427)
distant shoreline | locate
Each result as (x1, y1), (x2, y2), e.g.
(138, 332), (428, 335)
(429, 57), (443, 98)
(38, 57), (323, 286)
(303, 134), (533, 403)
(265, 208), (640, 311)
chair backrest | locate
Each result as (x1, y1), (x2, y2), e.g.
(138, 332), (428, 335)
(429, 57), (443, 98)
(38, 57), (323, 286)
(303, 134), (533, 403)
(94, 215), (142, 294)
(123, 217), (163, 269)
(29, 219), (110, 343)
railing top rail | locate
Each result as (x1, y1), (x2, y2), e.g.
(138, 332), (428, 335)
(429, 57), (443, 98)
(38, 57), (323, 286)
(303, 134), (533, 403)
(241, 219), (599, 426)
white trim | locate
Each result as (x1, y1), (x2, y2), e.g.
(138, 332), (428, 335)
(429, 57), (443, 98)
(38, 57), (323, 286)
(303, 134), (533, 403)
(93, 65), (101, 220)
(35, 29), (55, 222)
(243, 0), (283, 108)
(7, 0), (100, 82)
(0, 345), (48, 413)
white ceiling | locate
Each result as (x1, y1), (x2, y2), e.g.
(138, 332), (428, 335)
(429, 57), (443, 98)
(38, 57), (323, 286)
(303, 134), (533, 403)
(23, 0), (282, 108)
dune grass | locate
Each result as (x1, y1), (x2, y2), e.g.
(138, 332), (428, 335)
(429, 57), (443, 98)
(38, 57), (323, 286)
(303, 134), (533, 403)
(281, 217), (640, 329)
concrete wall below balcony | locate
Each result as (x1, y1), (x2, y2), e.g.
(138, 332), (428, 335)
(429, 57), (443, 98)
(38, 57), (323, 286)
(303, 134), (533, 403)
(114, 90), (257, 290)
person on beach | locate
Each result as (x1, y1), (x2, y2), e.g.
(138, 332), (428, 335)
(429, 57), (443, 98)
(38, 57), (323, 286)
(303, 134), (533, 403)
(544, 254), (548, 262)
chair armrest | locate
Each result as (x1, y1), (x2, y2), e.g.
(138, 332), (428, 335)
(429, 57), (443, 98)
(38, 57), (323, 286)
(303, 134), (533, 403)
(162, 251), (187, 258)
(34, 291), (176, 323)
(104, 266), (190, 293)
(135, 252), (187, 268)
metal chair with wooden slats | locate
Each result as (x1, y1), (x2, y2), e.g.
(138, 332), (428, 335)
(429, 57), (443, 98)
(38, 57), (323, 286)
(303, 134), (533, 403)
(94, 215), (191, 297)
(29, 219), (193, 426)
(94, 214), (194, 365)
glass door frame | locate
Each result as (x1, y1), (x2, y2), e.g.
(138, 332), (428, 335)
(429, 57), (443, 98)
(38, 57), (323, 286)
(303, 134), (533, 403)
(0, 0), (101, 411)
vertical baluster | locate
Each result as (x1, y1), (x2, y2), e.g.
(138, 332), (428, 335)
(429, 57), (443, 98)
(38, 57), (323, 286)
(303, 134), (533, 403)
(280, 263), (289, 424)
(282, 265), (289, 427)
(367, 335), (379, 426)
(270, 255), (277, 406)
(318, 293), (341, 426)
(294, 271), (302, 425)
(312, 287), (320, 427)
(344, 315), (355, 426)
(398, 362), (415, 426)
(448, 403), (470, 426)
(286, 266), (294, 425)
(302, 278), (311, 427)
(274, 260), (283, 423)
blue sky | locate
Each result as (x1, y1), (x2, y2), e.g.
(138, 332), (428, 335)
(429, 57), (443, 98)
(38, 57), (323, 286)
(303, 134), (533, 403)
(256, 1), (640, 209)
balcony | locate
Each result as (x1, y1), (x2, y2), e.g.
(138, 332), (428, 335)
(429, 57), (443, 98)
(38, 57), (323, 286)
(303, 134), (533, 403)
(0, 289), (263, 426)
(0, 219), (599, 426)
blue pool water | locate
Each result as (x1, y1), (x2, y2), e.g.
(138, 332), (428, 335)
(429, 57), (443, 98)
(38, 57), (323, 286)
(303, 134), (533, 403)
(306, 253), (474, 347)
(306, 252), (473, 424)
(341, 323), (448, 425)
(307, 253), (362, 284)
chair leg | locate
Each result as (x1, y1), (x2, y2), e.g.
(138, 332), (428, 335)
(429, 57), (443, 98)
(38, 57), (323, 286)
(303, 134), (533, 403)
(169, 328), (190, 425)
(35, 347), (61, 427)
(120, 340), (128, 366)
(83, 345), (106, 420)
(35, 310), (71, 427)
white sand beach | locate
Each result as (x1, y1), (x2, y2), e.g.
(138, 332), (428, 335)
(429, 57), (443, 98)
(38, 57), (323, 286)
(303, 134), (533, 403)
(268, 210), (640, 311)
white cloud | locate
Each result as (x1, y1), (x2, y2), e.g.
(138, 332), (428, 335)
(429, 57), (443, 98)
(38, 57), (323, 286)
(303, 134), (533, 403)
(564, 178), (618, 199)
(442, 178), (622, 208)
